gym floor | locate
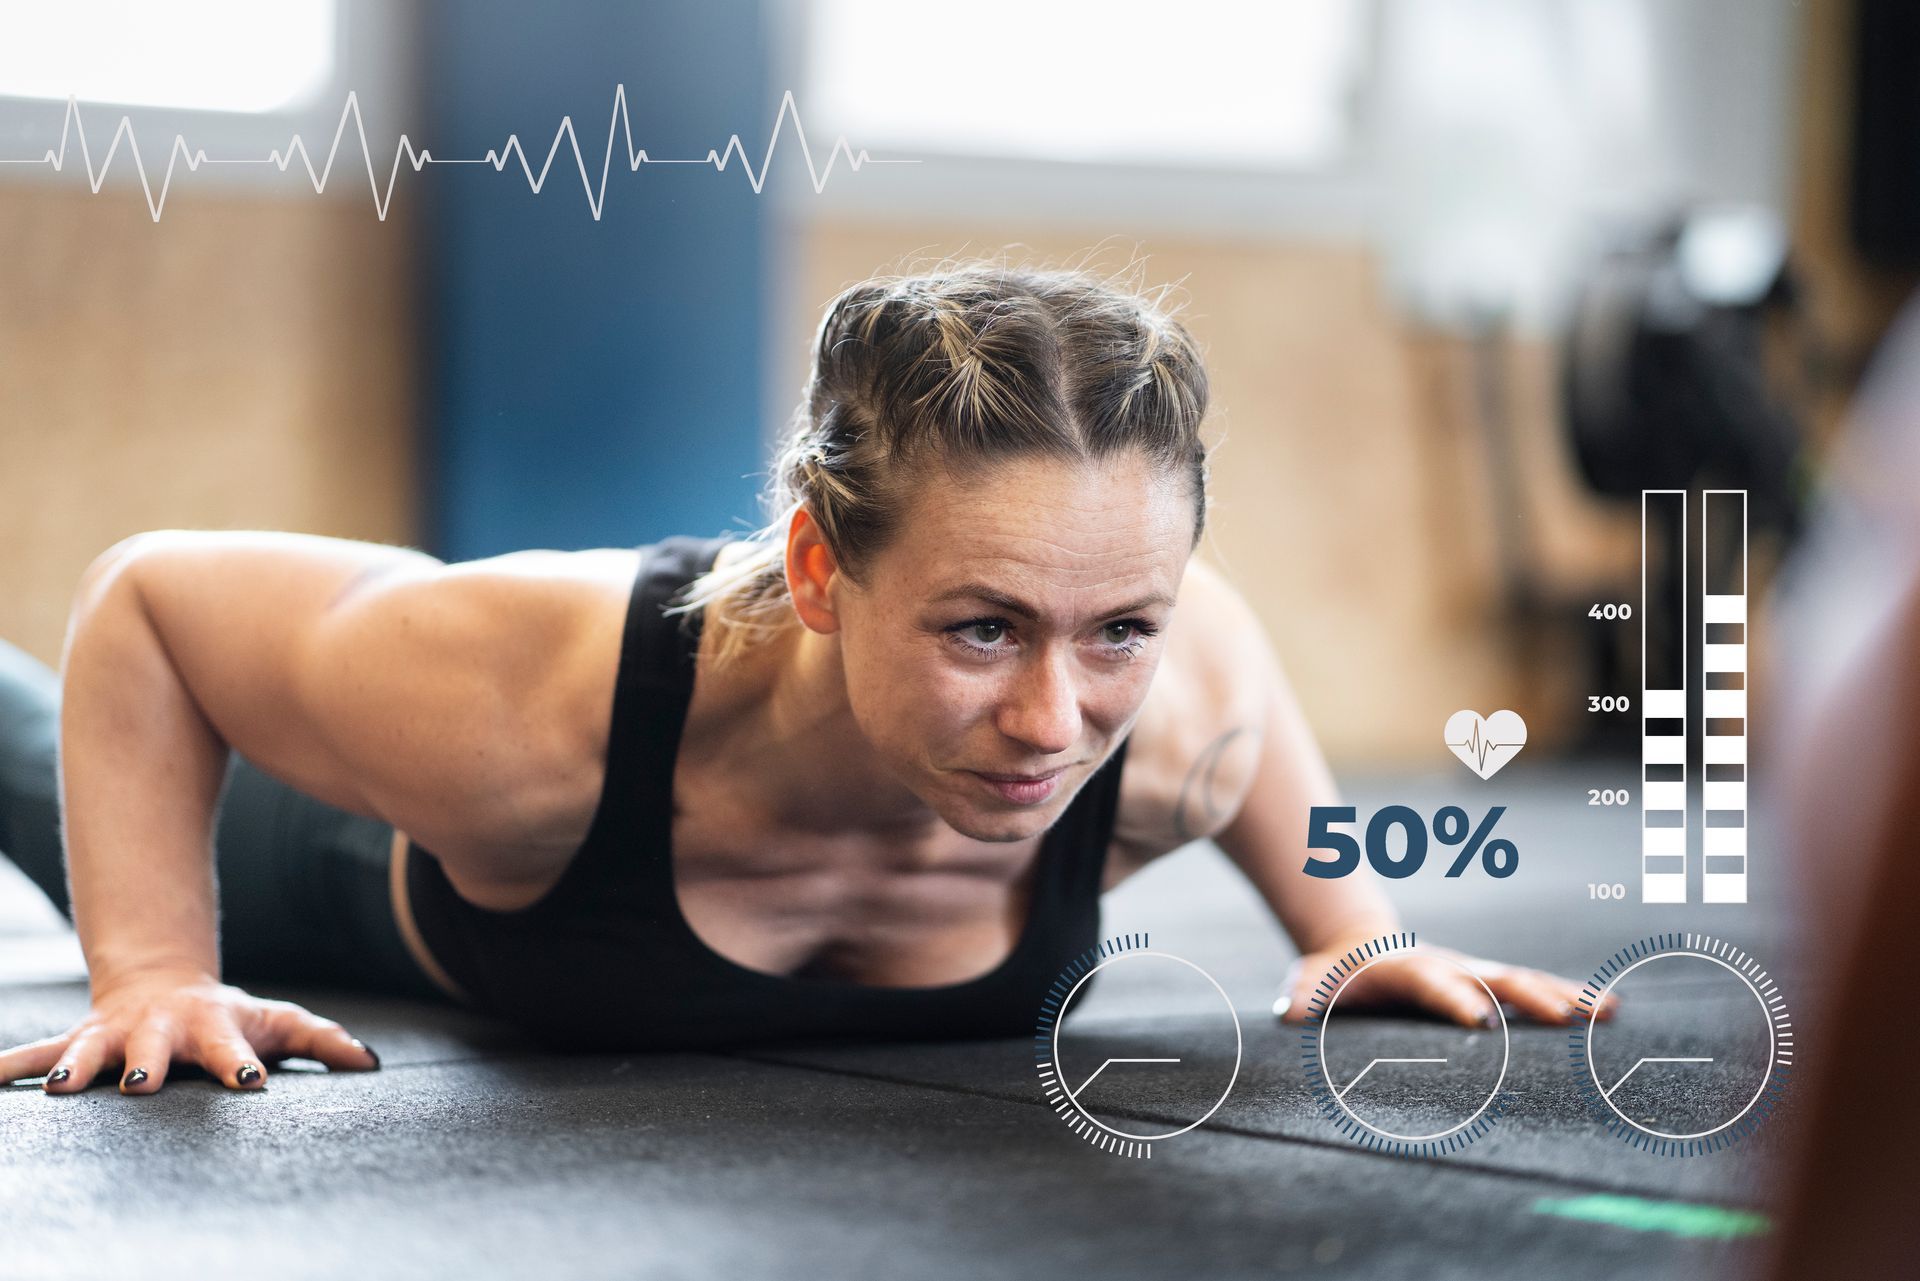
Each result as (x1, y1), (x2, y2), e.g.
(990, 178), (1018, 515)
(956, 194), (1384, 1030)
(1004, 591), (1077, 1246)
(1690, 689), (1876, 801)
(0, 762), (1798, 1280)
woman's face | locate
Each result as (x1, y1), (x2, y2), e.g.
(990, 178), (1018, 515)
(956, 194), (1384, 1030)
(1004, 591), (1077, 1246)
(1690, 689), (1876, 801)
(827, 451), (1195, 844)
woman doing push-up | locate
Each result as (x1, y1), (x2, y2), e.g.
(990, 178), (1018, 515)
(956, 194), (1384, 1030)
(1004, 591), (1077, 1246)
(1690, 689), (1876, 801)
(0, 258), (1603, 1095)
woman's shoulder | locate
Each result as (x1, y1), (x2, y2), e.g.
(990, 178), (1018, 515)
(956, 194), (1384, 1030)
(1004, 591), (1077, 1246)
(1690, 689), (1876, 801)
(1107, 558), (1272, 877)
(453, 545), (645, 592)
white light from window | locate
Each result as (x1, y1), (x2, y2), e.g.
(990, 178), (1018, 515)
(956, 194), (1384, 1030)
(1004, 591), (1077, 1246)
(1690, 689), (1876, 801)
(0, 0), (336, 113)
(806, 0), (1367, 170)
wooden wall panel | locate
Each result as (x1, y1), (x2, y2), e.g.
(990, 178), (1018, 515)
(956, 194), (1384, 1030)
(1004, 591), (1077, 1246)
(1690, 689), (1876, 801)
(0, 187), (419, 669)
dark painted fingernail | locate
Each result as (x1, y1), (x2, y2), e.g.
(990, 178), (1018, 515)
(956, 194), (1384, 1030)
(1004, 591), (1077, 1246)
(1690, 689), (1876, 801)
(350, 1038), (381, 1070)
(47, 1067), (70, 1084)
(235, 1063), (261, 1087)
(1477, 1011), (1497, 1028)
(122, 1068), (148, 1089)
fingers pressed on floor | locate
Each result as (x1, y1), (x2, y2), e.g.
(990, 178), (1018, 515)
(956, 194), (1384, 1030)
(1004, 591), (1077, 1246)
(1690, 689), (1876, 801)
(1273, 959), (1307, 1022)
(1492, 971), (1579, 1025)
(47, 1026), (115, 1094)
(279, 1014), (381, 1072)
(189, 1017), (268, 1090)
(0, 1035), (69, 1086)
(119, 1016), (179, 1094)
(1410, 965), (1497, 1028)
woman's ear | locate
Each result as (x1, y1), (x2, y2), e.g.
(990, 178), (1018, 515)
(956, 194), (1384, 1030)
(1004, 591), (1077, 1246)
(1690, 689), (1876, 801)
(784, 507), (842, 635)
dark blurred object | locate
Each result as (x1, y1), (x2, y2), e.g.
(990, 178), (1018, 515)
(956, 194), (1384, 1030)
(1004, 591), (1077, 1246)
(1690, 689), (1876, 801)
(1563, 206), (1809, 540)
(1764, 288), (1920, 1281)
(1766, 576), (1920, 1281)
(1850, 0), (1920, 268)
(1556, 207), (1816, 753)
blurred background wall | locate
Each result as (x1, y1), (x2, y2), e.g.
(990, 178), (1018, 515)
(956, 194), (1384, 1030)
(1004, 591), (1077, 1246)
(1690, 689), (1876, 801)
(0, 0), (1909, 765)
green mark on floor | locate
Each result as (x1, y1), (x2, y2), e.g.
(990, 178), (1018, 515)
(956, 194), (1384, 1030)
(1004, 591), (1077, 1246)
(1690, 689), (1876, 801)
(1531, 1194), (1771, 1240)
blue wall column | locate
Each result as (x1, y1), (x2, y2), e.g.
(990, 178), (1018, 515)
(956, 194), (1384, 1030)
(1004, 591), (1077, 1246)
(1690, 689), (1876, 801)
(420, 0), (771, 559)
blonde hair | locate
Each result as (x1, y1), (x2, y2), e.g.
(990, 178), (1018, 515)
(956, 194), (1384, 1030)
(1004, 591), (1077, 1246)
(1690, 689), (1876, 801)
(670, 249), (1213, 666)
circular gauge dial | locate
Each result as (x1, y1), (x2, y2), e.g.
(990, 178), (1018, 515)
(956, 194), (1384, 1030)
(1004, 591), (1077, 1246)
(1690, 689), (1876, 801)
(1572, 932), (1792, 1155)
(1034, 934), (1241, 1159)
(1300, 933), (1511, 1156)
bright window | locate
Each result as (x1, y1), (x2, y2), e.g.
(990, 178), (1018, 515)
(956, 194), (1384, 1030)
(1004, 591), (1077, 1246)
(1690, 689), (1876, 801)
(805, 0), (1369, 170)
(0, 0), (336, 113)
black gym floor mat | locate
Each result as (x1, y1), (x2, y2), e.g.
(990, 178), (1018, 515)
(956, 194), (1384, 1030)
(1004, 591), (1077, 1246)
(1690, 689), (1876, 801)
(0, 762), (1798, 1280)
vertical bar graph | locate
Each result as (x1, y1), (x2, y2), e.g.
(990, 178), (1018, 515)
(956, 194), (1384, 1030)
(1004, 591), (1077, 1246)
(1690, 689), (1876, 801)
(1702, 491), (1749, 903)
(1641, 491), (1688, 904)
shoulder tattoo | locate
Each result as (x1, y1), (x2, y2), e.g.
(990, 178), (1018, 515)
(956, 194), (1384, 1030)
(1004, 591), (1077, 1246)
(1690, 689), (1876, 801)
(1170, 725), (1263, 844)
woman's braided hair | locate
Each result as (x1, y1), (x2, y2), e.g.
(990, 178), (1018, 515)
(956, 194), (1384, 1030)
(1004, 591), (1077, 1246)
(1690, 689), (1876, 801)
(672, 251), (1213, 665)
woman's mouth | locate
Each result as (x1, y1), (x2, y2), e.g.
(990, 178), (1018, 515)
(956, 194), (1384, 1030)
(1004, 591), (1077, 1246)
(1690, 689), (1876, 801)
(968, 767), (1067, 805)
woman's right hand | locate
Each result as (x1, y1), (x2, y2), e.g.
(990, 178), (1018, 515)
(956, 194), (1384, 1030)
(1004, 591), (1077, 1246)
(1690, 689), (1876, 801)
(0, 965), (381, 1094)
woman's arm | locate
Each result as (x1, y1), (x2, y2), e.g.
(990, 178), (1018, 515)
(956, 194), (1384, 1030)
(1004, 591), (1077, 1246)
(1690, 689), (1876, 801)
(1110, 558), (1397, 945)
(59, 531), (441, 990)
(108, 532), (633, 877)
(4, 529), (627, 1095)
(1203, 604), (1401, 955)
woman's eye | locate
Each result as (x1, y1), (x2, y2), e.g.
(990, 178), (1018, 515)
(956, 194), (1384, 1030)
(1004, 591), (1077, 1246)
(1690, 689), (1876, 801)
(1095, 620), (1159, 656)
(941, 618), (1014, 657)
(945, 618), (1152, 659)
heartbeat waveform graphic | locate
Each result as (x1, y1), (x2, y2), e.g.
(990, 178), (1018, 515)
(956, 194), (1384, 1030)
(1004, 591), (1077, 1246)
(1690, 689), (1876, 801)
(0, 86), (917, 221)
(1446, 722), (1522, 773)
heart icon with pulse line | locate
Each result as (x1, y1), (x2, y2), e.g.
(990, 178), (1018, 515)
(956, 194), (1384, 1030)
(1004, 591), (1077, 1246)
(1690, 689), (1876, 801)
(1444, 709), (1527, 780)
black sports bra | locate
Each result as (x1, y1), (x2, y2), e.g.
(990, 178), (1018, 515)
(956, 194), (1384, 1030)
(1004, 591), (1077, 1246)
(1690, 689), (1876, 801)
(404, 534), (1130, 1052)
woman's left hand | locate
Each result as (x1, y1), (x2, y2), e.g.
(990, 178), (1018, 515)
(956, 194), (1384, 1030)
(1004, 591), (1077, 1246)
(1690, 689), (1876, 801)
(1271, 940), (1618, 1028)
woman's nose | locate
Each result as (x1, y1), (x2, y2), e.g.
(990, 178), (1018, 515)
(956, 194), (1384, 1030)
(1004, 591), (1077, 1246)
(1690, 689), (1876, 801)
(997, 648), (1081, 754)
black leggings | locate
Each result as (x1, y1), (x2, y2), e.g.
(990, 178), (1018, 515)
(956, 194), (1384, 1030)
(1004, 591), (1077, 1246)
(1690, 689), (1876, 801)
(0, 636), (454, 1004)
